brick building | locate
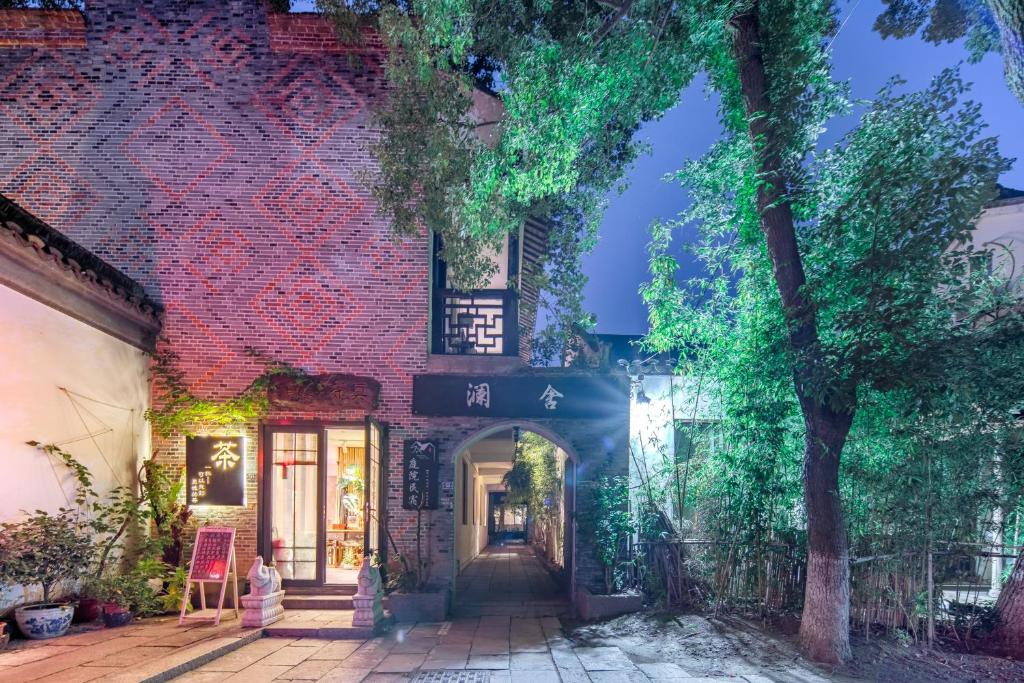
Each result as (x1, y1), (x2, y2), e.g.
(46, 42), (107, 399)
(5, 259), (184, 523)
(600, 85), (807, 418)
(0, 1), (629, 610)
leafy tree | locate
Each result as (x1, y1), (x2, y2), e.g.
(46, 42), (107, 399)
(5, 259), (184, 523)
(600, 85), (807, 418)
(874, 0), (1024, 105)
(354, 0), (1013, 663)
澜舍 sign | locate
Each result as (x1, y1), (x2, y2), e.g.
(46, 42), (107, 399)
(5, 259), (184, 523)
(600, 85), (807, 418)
(403, 439), (439, 510)
(186, 435), (245, 506)
(412, 374), (628, 418)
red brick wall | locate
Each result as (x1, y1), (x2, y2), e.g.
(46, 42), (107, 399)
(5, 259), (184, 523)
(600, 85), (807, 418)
(0, 0), (441, 575)
(0, 0), (623, 595)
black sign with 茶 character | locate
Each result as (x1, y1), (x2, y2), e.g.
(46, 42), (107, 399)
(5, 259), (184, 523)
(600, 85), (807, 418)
(186, 436), (245, 506)
(412, 374), (628, 418)
(403, 439), (439, 510)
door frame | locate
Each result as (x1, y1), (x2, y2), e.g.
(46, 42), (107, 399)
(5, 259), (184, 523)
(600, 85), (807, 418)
(258, 420), (384, 587)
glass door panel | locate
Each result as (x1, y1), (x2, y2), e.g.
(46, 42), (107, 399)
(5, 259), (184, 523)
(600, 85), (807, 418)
(269, 431), (320, 582)
(365, 417), (384, 559)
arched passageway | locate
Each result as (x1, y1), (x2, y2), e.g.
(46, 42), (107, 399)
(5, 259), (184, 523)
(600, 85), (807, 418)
(450, 421), (578, 617)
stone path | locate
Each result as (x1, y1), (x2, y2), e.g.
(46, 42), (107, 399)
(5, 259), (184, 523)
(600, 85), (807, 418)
(454, 543), (570, 618)
(169, 616), (770, 682)
(0, 614), (260, 682)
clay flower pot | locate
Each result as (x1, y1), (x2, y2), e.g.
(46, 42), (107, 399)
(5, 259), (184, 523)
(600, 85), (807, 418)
(74, 598), (103, 623)
(101, 604), (132, 628)
(14, 603), (75, 639)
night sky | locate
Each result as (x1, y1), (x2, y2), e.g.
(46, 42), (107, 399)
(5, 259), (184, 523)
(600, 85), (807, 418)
(586, 0), (1024, 335)
(292, 0), (1022, 336)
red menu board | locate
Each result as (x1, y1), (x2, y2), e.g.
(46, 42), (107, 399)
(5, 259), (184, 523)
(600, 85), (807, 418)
(189, 527), (235, 581)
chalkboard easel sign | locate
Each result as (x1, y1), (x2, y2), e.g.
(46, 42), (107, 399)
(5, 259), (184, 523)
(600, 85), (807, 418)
(403, 440), (439, 510)
(179, 526), (239, 626)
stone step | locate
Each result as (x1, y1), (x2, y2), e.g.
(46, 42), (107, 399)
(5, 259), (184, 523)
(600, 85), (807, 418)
(282, 594), (355, 610)
(285, 584), (358, 596)
(263, 609), (393, 639)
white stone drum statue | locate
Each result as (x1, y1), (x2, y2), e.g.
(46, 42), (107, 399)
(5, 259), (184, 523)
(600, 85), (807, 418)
(240, 557), (285, 627)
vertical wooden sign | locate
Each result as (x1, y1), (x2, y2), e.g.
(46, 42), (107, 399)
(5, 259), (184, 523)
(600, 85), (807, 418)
(402, 440), (439, 510)
(179, 526), (239, 626)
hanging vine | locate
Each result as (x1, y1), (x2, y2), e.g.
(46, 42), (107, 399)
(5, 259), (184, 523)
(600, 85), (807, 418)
(145, 346), (312, 437)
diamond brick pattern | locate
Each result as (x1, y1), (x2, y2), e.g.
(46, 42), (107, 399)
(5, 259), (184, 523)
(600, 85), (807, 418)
(3, 152), (97, 227)
(258, 56), (365, 147)
(122, 96), (234, 199)
(0, 57), (96, 142)
(254, 157), (364, 248)
(179, 210), (258, 294)
(251, 256), (362, 361)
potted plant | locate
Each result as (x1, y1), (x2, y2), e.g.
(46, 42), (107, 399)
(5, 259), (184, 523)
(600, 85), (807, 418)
(383, 505), (449, 623)
(93, 572), (160, 627)
(0, 510), (94, 639)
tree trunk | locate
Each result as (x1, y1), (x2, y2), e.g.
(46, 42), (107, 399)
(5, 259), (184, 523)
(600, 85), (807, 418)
(995, 546), (1024, 656)
(730, 5), (855, 664)
(985, 0), (1024, 106)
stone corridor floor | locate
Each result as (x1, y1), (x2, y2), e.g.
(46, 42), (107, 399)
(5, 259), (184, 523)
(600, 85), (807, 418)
(453, 542), (570, 618)
(170, 615), (752, 682)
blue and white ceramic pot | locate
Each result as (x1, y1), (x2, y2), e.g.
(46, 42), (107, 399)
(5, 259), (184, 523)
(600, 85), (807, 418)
(14, 603), (75, 640)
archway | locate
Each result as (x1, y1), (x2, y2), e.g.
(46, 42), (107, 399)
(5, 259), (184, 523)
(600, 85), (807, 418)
(450, 420), (579, 617)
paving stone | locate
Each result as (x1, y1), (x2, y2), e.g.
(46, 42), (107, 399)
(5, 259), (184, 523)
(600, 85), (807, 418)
(574, 647), (638, 672)
(361, 674), (413, 682)
(316, 667), (372, 682)
(0, 645), (80, 667)
(375, 653), (427, 673)
(260, 644), (320, 666)
(556, 669), (594, 683)
(278, 658), (345, 679)
(81, 645), (178, 668)
(199, 638), (294, 671)
(637, 662), (691, 680)
(390, 638), (438, 654)
(222, 663), (294, 682)
(587, 672), (651, 682)
(30, 665), (122, 682)
(169, 671), (231, 683)
(466, 654), (510, 670)
(309, 641), (365, 661)
(509, 651), (556, 670)
(469, 640), (509, 656)
(293, 638), (337, 647)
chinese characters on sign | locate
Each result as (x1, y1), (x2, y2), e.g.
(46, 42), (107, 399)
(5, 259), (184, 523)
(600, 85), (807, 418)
(186, 436), (245, 506)
(413, 374), (628, 419)
(539, 384), (564, 410)
(403, 439), (439, 510)
(467, 382), (490, 408)
(188, 527), (235, 580)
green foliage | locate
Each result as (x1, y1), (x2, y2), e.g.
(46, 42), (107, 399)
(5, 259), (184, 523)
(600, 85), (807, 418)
(361, 0), (699, 355)
(0, 510), (93, 603)
(502, 433), (563, 533)
(580, 474), (635, 593)
(146, 346), (308, 437)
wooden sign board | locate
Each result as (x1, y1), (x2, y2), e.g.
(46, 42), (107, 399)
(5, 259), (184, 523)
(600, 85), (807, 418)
(412, 374), (628, 419)
(402, 440), (439, 510)
(179, 526), (238, 626)
(186, 436), (245, 506)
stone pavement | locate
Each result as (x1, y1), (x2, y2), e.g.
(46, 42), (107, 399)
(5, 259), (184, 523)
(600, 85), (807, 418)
(453, 542), (571, 618)
(169, 615), (770, 682)
(0, 613), (261, 682)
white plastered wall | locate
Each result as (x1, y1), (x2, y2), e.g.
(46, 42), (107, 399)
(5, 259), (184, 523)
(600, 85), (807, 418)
(455, 450), (491, 571)
(0, 284), (150, 609)
(974, 199), (1024, 295)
